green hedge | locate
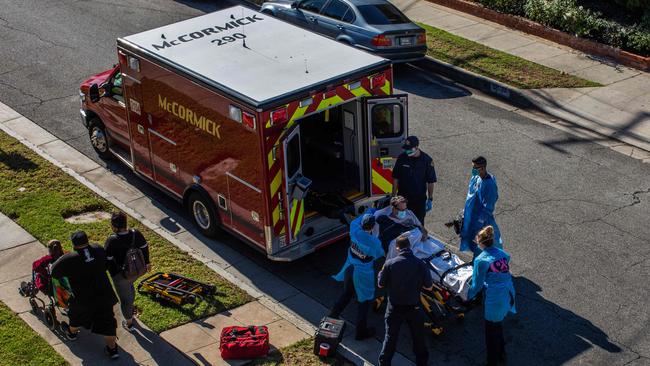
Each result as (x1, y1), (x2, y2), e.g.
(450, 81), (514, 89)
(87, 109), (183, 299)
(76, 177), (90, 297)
(473, 0), (650, 56)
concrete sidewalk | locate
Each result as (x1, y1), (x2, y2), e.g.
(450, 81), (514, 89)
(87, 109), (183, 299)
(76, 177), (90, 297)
(0, 213), (191, 366)
(393, 0), (650, 153)
(0, 104), (413, 365)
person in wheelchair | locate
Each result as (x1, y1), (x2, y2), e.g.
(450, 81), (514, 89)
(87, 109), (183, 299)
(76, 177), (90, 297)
(373, 195), (428, 251)
(20, 240), (65, 298)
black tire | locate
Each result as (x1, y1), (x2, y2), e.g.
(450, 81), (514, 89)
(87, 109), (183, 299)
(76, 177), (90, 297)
(187, 191), (220, 238)
(88, 118), (112, 159)
(44, 307), (56, 330)
(29, 298), (39, 315)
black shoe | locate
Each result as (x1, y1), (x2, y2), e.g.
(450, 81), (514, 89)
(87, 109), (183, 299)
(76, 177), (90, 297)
(105, 345), (119, 359)
(61, 322), (78, 341)
(122, 319), (135, 333)
(355, 327), (376, 340)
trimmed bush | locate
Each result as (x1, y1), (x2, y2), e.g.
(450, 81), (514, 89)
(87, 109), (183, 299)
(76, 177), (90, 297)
(474, 0), (650, 56)
(475, 0), (526, 15)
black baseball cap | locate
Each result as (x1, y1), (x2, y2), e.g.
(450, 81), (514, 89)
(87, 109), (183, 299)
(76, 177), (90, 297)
(70, 231), (89, 247)
(402, 136), (419, 149)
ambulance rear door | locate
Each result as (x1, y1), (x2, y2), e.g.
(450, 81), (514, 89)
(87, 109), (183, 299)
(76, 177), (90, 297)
(282, 125), (306, 244)
(364, 95), (408, 196)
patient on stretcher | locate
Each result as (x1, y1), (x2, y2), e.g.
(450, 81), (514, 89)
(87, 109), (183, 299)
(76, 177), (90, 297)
(385, 229), (473, 302)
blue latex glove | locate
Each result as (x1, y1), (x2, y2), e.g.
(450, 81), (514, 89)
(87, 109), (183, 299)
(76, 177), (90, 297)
(425, 199), (433, 212)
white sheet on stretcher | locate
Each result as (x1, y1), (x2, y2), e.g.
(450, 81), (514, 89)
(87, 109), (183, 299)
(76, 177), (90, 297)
(386, 229), (473, 301)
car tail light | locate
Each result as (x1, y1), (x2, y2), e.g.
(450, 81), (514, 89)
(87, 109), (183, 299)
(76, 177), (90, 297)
(371, 34), (392, 47)
(271, 107), (288, 125)
(371, 73), (386, 89)
(242, 112), (256, 130)
(417, 33), (427, 45)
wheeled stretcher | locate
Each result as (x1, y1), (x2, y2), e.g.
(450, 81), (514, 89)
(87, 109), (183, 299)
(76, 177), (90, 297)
(380, 229), (477, 336)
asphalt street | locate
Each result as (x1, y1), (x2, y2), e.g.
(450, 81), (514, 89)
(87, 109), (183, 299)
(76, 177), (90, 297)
(1, 1), (649, 365)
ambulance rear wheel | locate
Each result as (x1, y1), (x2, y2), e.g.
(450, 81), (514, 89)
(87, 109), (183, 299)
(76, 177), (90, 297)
(188, 192), (219, 237)
(88, 118), (112, 160)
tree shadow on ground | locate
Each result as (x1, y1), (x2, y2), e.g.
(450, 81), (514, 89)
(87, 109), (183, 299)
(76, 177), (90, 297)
(0, 149), (38, 171)
(505, 276), (623, 366)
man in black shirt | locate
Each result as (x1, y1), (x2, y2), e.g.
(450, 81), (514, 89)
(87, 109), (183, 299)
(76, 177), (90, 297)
(51, 231), (119, 359)
(104, 211), (150, 331)
(377, 234), (433, 366)
(391, 135), (437, 225)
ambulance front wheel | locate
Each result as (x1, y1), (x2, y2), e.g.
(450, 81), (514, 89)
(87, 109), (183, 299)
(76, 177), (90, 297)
(88, 118), (112, 159)
(188, 192), (220, 237)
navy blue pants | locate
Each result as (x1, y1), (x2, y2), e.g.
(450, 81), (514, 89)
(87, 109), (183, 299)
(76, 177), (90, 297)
(329, 266), (371, 336)
(379, 303), (428, 366)
(485, 319), (506, 365)
(403, 194), (426, 225)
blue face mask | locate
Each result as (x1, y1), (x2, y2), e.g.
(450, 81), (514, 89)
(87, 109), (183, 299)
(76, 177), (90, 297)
(397, 210), (407, 219)
(471, 168), (479, 176)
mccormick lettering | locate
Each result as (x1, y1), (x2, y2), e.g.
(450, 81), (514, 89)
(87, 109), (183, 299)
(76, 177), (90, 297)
(158, 95), (221, 139)
(152, 15), (264, 50)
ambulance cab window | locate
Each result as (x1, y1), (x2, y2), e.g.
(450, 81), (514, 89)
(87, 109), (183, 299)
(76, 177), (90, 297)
(299, 0), (327, 13)
(286, 134), (301, 179)
(322, 0), (353, 22)
(110, 72), (124, 103)
(371, 104), (402, 138)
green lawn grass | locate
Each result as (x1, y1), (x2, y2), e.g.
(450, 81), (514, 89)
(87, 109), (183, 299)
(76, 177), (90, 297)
(253, 338), (352, 366)
(0, 302), (67, 366)
(0, 131), (252, 333)
(419, 23), (602, 89)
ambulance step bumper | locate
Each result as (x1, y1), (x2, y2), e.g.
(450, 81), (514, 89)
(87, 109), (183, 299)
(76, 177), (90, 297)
(267, 226), (348, 262)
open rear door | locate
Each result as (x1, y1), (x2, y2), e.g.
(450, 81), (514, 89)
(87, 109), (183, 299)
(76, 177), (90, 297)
(282, 126), (307, 243)
(365, 95), (408, 196)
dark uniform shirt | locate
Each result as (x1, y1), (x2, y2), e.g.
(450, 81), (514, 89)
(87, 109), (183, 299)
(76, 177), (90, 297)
(392, 152), (437, 199)
(378, 248), (433, 306)
(104, 229), (150, 277)
(51, 245), (118, 308)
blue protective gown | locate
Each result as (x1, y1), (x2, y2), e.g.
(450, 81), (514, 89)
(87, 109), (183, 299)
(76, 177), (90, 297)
(468, 246), (516, 322)
(460, 174), (502, 253)
(333, 212), (385, 302)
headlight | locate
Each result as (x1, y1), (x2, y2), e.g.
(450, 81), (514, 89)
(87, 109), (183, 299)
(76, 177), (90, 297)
(79, 90), (85, 107)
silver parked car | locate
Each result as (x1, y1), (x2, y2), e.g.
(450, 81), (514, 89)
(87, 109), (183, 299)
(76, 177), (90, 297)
(260, 0), (427, 62)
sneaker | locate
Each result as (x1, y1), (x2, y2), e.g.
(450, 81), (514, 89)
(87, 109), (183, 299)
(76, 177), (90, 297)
(354, 327), (376, 340)
(61, 322), (78, 341)
(105, 345), (119, 359)
(122, 319), (135, 332)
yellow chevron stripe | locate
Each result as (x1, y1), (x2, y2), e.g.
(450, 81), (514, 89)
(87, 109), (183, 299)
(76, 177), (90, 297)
(270, 170), (282, 197)
(289, 198), (298, 223)
(272, 205), (280, 225)
(381, 79), (391, 95)
(317, 95), (344, 111)
(293, 200), (305, 237)
(372, 167), (393, 193)
(350, 87), (371, 97)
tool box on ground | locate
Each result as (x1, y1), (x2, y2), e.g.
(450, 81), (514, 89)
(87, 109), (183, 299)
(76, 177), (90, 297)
(314, 316), (346, 357)
(137, 272), (215, 305)
(219, 325), (270, 359)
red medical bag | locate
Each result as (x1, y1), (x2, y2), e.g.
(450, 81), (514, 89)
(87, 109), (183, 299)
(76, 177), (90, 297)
(219, 325), (270, 359)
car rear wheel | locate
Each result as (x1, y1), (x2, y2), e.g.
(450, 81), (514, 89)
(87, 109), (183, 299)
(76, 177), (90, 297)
(187, 191), (220, 237)
(88, 118), (112, 159)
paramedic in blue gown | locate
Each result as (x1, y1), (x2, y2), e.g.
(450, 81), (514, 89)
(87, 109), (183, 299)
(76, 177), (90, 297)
(468, 226), (516, 366)
(329, 212), (385, 340)
(391, 136), (437, 225)
(461, 156), (502, 258)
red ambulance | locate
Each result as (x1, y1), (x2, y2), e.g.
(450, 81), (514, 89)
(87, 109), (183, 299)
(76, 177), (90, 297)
(79, 6), (408, 261)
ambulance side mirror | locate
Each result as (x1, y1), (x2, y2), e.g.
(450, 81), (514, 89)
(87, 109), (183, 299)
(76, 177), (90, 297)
(89, 84), (100, 103)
